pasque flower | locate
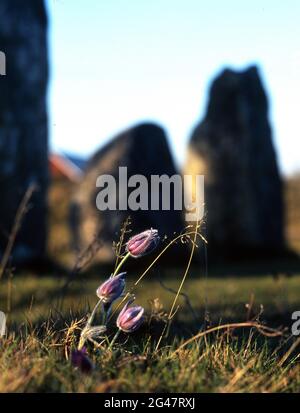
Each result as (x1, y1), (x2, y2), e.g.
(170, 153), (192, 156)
(71, 347), (93, 373)
(96, 272), (126, 304)
(116, 299), (144, 333)
(126, 229), (160, 258)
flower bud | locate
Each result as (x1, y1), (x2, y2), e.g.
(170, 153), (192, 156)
(96, 272), (126, 304)
(116, 299), (144, 333)
(126, 229), (160, 258)
(71, 347), (93, 373)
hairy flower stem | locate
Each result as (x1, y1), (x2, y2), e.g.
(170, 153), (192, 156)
(78, 334), (86, 351)
(113, 252), (131, 276)
(78, 298), (103, 350)
(108, 329), (121, 350)
(87, 298), (103, 326)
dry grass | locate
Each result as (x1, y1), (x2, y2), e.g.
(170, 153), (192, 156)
(1, 270), (300, 393)
(1, 310), (300, 392)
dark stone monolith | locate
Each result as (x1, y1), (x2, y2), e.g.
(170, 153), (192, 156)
(0, 0), (48, 265)
(185, 66), (285, 259)
(72, 123), (186, 265)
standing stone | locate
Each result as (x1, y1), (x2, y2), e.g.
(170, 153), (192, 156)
(185, 66), (285, 258)
(72, 123), (186, 264)
(0, 1), (48, 264)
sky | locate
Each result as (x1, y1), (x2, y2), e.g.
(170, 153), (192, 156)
(47, 0), (300, 176)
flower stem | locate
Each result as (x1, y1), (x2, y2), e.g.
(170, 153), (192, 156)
(113, 252), (131, 276)
(108, 329), (121, 350)
(78, 332), (86, 350)
(87, 298), (103, 326)
(78, 298), (103, 350)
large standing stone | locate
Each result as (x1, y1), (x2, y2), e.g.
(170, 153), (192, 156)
(0, 1), (48, 264)
(185, 66), (285, 259)
(71, 123), (186, 264)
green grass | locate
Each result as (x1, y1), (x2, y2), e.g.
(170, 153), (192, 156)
(3, 271), (300, 326)
(1, 270), (300, 392)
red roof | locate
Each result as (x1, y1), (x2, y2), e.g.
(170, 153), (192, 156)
(49, 153), (83, 182)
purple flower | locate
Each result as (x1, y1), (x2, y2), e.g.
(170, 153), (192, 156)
(71, 347), (93, 373)
(126, 229), (160, 258)
(117, 299), (144, 333)
(96, 272), (126, 304)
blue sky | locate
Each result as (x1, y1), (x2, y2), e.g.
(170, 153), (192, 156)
(47, 0), (300, 176)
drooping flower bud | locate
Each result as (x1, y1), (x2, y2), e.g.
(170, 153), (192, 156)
(96, 272), (126, 304)
(71, 347), (93, 373)
(116, 299), (144, 333)
(126, 229), (160, 258)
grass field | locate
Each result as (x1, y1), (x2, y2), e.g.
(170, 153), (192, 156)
(1, 267), (300, 392)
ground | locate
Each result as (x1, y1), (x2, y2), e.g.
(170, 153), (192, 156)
(1, 268), (300, 392)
